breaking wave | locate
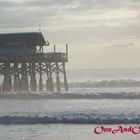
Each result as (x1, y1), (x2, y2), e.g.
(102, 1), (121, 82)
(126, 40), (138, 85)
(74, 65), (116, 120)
(69, 79), (140, 88)
(0, 114), (140, 124)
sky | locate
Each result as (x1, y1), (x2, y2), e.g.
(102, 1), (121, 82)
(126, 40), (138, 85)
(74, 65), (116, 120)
(0, 0), (140, 69)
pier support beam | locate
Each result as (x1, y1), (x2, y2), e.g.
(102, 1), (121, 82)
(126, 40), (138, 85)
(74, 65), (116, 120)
(56, 63), (61, 91)
(21, 63), (29, 91)
(39, 63), (43, 91)
(13, 63), (19, 91)
(46, 63), (54, 91)
(63, 62), (68, 91)
(30, 63), (37, 91)
(3, 63), (12, 91)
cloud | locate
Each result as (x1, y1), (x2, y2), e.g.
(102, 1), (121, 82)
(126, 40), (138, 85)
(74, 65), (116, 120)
(110, 42), (135, 48)
(0, 0), (139, 41)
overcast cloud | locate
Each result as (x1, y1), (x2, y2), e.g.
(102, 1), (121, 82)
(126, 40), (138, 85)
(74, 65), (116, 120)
(109, 42), (135, 48)
(0, 0), (140, 69)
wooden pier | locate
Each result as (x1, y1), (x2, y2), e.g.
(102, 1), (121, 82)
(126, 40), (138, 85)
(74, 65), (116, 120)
(0, 32), (68, 92)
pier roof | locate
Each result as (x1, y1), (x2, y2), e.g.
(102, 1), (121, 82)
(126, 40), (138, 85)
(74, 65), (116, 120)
(0, 32), (47, 48)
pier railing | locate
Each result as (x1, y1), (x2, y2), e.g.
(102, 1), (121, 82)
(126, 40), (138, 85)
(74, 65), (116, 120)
(0, 52), (68, 63)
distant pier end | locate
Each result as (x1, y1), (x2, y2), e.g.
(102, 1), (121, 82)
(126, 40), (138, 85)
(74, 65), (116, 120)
(0, 32), (68, 92)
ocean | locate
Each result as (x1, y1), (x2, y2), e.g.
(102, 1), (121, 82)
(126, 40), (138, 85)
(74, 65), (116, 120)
(0, 68), (140, 140)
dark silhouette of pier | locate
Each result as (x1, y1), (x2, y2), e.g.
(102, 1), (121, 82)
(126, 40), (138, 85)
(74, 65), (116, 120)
(0, 32), (68, 92)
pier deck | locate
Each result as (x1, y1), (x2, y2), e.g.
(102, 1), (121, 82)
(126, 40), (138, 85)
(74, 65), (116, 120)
(0, 52), (68, 62)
